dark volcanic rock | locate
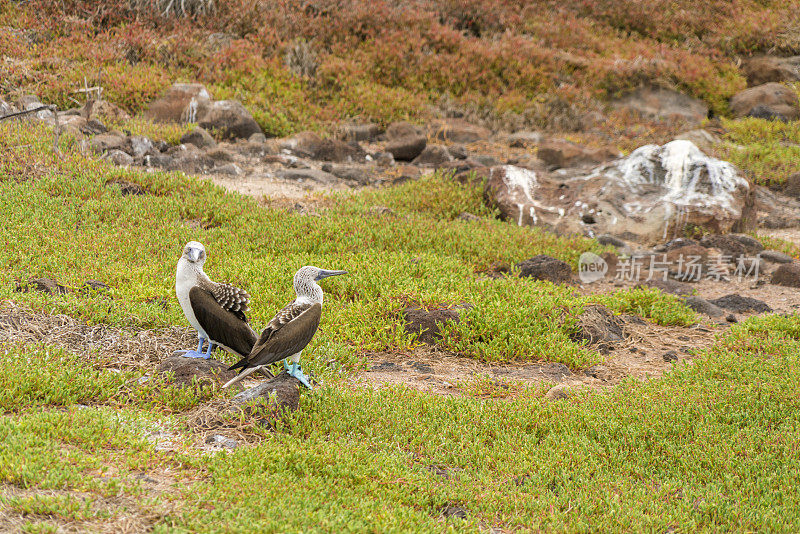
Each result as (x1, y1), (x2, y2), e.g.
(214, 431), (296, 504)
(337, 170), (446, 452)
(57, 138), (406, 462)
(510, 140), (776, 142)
(570, 305), (625, 352)
(338, 122), (382, 142)
(771, 263), (800, 288)
(157, 355), (237, 387)
(386, 135), (427, 161)
(682, 296), (724, 317)
(15, 277), (70, 295)
(412, 144), (453, 166)
(729, 234), (764, 255)
(386, 121), (424, 140)
(708, 294), (772, 314)
(403, 306), (464, 344)
(198, 100), (263, 140)
(232, 371), (301, 413)
(760, 250), (793, 264)
(180, 127), (217, 149)
(109, 179), (146, 196)
(439, 504), (468, 519)
(516, 255), (573, 284)
(312, 138), (366, 163)
(699, 234), (746, 261)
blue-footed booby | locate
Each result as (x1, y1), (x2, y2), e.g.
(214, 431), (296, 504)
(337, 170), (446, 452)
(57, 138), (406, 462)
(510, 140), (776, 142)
(222, 266), (346, 390)
(175, 241), (257, 359)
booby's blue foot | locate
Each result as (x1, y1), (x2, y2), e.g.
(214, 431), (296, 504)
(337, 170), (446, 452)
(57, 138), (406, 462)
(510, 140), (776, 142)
(174, 337), (209, 359)
(176, 350), (209, 359)
(287, 361), (314, 390)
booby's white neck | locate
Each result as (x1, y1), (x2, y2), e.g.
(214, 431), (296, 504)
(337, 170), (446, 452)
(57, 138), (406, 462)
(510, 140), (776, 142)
(176, 257), (210, 286)
(295, 279), (323, 305)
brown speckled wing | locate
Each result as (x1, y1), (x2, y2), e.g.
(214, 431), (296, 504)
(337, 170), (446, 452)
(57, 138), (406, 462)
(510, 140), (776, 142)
(228, 302), (322, 372)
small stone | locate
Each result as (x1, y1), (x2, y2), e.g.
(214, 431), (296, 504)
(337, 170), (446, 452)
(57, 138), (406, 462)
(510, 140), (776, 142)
(373, 151), (395, 167)
(516, 255), (573, 284)
(180, 127), (217, 149)
(248, 132), (267, 143)
(386, 135), (427, 161)
(412, 144), (453, 166)
(447, 144), (468, 159)
(89, 132), (127, 154)
(106, 149), (133, 166)
(662, 351), (678, 362)
(726, 314), (738, 323)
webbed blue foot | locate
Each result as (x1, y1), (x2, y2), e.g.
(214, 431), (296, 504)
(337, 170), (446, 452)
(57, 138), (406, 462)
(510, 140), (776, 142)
(174, 337), (209, 359)
(287, 361), (314, 390)
(175, 350), (209, 359)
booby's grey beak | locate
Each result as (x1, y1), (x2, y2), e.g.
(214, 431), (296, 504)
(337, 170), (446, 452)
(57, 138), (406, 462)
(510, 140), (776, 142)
(315, 269), (347, 281)
(188, 247), (202, 262)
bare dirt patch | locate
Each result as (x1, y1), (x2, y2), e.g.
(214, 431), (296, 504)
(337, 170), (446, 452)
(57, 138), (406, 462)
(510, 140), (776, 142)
(353, 316), (719, 397)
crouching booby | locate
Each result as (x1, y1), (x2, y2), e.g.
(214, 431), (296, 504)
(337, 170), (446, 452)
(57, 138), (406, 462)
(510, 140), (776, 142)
(175, 241), (257, 359)
(222, 266), (346, 390)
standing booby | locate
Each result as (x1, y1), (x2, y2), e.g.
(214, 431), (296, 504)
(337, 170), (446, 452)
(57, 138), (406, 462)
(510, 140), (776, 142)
(175, 241), (257, 359)
(222, 266), (346, 390)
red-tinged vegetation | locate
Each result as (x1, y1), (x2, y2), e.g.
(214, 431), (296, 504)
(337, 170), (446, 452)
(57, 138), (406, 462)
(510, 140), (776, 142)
(1, 0), (798, 136)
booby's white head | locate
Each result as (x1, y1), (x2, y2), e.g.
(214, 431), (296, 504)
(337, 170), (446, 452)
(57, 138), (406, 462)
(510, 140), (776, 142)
(181, 241), (207, 265)
(293, 266), (347, 304)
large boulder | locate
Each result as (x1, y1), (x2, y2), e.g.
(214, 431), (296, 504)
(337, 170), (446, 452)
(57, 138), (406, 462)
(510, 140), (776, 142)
(743, 56), (800, 87)
(612, 86), (708, 124)
(483, 140), (752, 244)
(197, 100), (263, 140)
(730, 83), (800, 121)
(144, 82), (212, 123)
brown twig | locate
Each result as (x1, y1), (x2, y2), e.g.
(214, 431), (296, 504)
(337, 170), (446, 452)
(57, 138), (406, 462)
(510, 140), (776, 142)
(0, 105), (63, 159)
